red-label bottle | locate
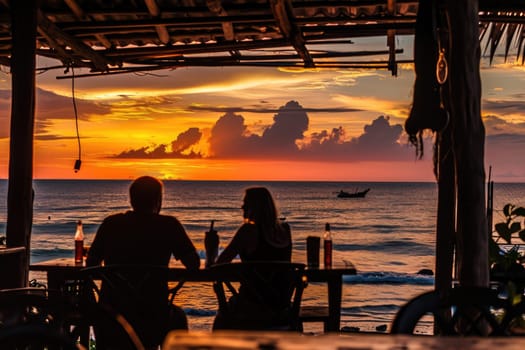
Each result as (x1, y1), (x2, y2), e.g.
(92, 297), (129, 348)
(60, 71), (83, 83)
(323, 223), (332, 268)
(74, 220), (84, 264)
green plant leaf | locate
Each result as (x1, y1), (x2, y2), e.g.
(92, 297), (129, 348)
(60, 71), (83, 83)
(496, 222), (512, 243)
(519, 229), (525, 242)
(489, 238), (502, 264)
(512, 206), (525, 217)
(504, 203), (513, 217)
(510, 221), (522, 234)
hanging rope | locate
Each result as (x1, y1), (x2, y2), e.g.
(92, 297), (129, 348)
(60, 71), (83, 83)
(71, 66), (82, 172)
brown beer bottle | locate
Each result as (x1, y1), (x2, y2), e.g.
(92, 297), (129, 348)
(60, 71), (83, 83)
(323, 223), (332, 268)
(74, 220), (84, 264)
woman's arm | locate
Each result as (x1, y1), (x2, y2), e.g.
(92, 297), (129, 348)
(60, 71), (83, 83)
(216, 223), (256, 264)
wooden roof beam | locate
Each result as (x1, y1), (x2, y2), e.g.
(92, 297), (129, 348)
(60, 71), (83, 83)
(53, 60), (413, 80)
(269, 0), (314, 67)
(63, 0), (112, 48)
(127, 48), (405, 64)
(387, 0), (397, 76)
(37, 9), (110, 71)
(37, 22), (74, 67)
(206, 0), (235, 41)
(144, 0), (171, 45)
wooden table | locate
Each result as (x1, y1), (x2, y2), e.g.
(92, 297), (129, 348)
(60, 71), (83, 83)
(30, 258), (356, 332)
(162, 330), (525, 350)
(0, 246), (25, 256)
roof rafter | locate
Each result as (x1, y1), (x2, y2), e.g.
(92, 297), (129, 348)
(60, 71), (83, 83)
(144, 0), (171, 44)
(37, 9), (111, 71)
(387, 0), (397, 76)
(63, 0), (112, 48)
(269, 0), (314, 68)
(206, 0), (235, 41)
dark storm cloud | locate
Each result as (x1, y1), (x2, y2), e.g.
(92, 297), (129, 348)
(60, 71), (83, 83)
(35, 134), (80, 141)
(301, 116), (414, 161)
(113, 127), (203, 159)
(110, 99), (433, 162)
(261, 100), (309, 154)
(207, 100), (308, 158)
(207, 111), (261, 158)
(36, 88), (110, 119)
(484, 114), (525, 134)
(0, 88), (112, 139)
(207, 100), (418, 161)
(483, 97), (525, 115)
(171, 127), (202, 153)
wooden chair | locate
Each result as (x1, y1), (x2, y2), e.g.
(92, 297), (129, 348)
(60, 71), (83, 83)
(391, 286), (525, 336)
(298, 305), (331, 332)
(76, 264), (184, 350)
(0, 324), (78, 349)
(0, 287), (78, 349)
(210, 261), (307, 331)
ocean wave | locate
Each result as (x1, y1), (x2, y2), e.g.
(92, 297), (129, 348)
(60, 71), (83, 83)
(183, 308), (216, 317)
(44, 205), (97, 212)
(367, 224), (402, 233)
(334, 241), (434, 256)
(343, 271), (434, 285)
(31, 248), (70, 256)
(342, 304), (400, 314)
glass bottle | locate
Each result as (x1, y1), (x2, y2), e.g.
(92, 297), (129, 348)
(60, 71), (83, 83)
(323, 223), (332, 268)
(205, 220), (219, 268)
(74, 220), (84, 264)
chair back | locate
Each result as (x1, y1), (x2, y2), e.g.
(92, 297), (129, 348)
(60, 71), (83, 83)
(0, 287), (58, 328)
(210, 261), (307, 331)
(79, 264), (176, 349)
(0, 287), (77, 349)
(391, 286), (525, 336)
(0, 324), (78, 349)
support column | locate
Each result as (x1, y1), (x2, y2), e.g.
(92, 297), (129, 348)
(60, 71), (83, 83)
(446, 0), (488, 287)
(5, 0), (37, 288)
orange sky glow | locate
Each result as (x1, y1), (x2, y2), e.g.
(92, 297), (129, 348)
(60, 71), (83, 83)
(0, 37), (524, 182)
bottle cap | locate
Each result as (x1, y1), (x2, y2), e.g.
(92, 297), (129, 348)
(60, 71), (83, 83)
(325, 223), (330, 231)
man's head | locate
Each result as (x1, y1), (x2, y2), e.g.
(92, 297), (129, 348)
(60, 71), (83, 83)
(129, 176), (163, 213)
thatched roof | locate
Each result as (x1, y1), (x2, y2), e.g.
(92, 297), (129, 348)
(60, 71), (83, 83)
(1, 1), (525, 291)
(0, 0), (522, 78)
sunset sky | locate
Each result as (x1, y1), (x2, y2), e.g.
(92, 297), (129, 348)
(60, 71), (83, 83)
(0, 36), (524, 182)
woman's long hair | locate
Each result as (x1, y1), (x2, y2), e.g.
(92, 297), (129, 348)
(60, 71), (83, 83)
(243, 187), (290, 248)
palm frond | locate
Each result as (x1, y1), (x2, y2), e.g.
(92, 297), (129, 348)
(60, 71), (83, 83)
(480, 12), (525, 64)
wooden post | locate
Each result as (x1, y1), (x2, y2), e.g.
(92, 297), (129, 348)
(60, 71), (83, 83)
(5, 0), (37, 288)
(435, 126), (456, 294)
(446, 0), (489, 287)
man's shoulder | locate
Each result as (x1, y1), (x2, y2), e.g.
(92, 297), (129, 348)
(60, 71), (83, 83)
(102, 212), (128, 223)
(155, 214), (183, 227)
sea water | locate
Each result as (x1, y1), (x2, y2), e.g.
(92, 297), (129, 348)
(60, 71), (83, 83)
(1, 180), (523, 332)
